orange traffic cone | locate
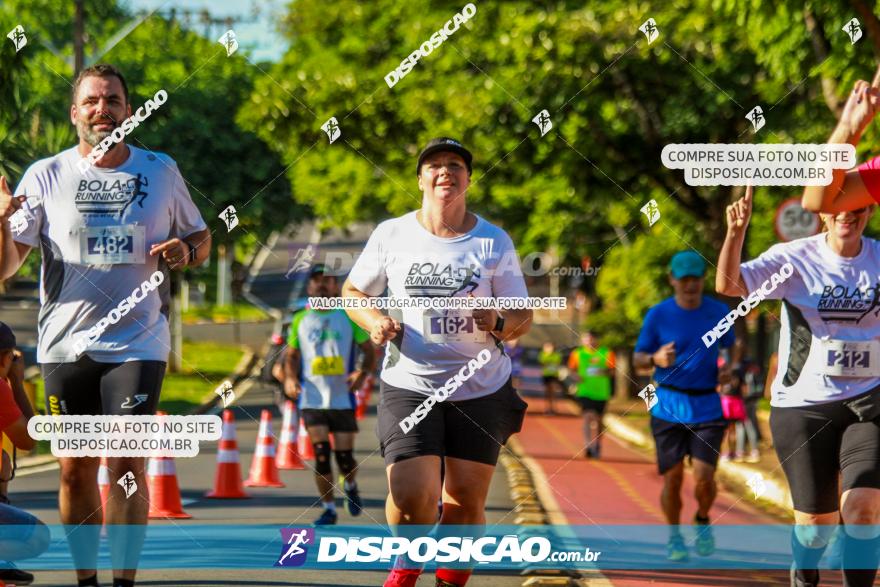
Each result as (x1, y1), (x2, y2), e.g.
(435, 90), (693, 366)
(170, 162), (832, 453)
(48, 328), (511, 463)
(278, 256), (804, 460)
(244, 409), (285, 488)
(148, 411), (191, 519)
(147, 456), (192, 519)
(206, 410), (250, 498)
(357, 375), (374, 420)
(98, 455), (110, 513)
(276, 401), (305, 470)
(297, 416), (314, 460)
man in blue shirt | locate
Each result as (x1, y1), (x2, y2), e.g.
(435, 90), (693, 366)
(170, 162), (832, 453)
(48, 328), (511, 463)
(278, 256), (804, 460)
(633, 250), (735, 563)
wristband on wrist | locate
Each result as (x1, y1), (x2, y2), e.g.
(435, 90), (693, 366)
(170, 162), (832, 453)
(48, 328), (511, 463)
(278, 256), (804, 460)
(493, 314), (505, 333)
(185, 241), (196, 266)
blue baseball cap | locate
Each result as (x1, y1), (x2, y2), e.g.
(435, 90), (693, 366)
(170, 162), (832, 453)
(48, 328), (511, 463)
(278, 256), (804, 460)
(669, 251), (706, 279)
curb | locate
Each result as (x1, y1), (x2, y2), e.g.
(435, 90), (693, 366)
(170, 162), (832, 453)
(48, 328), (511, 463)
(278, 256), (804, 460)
(604, 414), (792, 511)
(15, 347), (258, 472)
(502, 437), (612, 587)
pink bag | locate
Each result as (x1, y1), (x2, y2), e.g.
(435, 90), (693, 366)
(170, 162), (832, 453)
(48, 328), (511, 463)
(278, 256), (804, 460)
(721, 395), (746, 421)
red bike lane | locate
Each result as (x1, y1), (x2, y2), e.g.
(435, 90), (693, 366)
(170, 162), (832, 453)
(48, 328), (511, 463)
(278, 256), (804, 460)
(515, 399), (824, 586)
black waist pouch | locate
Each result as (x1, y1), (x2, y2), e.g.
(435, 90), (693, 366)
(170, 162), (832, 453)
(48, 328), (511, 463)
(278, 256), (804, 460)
(843, 388), (880, 422)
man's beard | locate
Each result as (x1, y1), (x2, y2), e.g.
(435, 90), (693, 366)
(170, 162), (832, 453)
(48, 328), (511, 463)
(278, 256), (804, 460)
(77, 118), (118, 148)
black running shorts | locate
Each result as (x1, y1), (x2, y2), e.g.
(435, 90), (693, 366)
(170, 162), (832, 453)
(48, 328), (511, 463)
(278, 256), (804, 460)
(377, 377), (528, 466)
(650, 416), (726, 474)
(770, 392), (880, 514)
(301, 408), (359, 433)
(41, 356), (165, 416)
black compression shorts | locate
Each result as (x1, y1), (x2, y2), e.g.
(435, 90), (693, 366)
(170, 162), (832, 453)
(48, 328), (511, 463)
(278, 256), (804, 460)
(301, 408), (358, 433)
(41, 356), (165, 416)
(377, 377), (528, 466)
(771, 392), (880, 514)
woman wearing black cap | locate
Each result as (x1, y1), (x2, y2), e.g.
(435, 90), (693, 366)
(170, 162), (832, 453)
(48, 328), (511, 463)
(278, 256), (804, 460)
(343, 138), (532, 587)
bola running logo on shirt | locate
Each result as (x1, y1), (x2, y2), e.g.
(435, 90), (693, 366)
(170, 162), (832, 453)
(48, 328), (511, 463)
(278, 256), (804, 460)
(817, 283), (880, 323)
(75, 173), (150, 218)
(404, 262), (481, 297)
(72, 271), (164, 356)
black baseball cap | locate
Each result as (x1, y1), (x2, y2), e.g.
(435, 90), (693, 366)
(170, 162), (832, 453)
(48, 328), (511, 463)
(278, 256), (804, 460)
(309, 263), (328, 277)
(416, 137), (473, 176)
(0, 322), (16, 350)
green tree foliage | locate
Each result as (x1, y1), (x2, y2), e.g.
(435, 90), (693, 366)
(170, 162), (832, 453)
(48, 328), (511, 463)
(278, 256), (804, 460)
(0, 0), (294, 252)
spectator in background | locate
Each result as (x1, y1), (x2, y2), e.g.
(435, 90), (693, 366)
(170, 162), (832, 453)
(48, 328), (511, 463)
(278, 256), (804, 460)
(0, 322), (49, 585)
(567, 332), (615, 459)
(737, 359), (762, 463)
(538, 342), (563, 414)
(718, 354), (746, 462)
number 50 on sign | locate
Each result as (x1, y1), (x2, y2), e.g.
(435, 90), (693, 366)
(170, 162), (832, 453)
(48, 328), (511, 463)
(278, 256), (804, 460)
(774, 197), (819, 242)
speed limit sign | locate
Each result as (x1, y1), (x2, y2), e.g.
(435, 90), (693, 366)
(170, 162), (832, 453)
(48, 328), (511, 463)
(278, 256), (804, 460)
(774, 198), (820, 242)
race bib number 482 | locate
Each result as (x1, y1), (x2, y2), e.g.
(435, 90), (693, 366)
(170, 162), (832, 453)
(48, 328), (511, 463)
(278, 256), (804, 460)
(79, 225), (145, 265)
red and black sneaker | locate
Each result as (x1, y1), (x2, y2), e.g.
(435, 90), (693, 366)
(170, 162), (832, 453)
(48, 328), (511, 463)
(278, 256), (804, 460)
(435, 569), (472, 586)
(383, 567), (422, 587)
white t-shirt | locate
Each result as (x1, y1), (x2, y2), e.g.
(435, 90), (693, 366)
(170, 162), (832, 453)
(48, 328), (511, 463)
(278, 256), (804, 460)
(740, 233), (880, 407)
(348, 211), (528, 400)
(12, 146), (207, 363)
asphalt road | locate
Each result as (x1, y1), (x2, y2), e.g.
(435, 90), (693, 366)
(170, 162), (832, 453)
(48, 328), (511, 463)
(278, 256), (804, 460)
(8, 376), (525, 587)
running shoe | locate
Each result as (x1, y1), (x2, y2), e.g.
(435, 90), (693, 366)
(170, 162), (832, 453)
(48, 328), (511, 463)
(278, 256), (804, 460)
(666, 534), (688, 562)
(0, 564), (34, 585)
(789, 563), (820, 587)
(693, 515), (715, 556)
(314, 508), (338, 525)
(344, 484), (363, 517)
(383, 567), (422, 587)
(746, 450), (761, 463)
